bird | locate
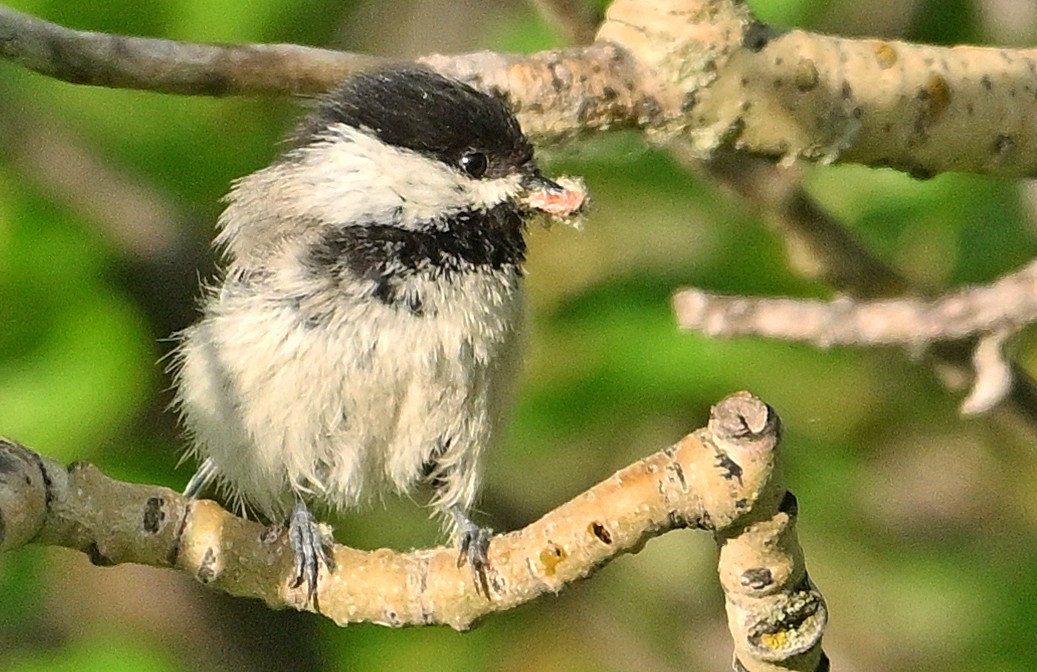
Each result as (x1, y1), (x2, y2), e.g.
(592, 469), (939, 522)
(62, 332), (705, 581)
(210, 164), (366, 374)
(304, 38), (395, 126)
(170, 66), (584, 602)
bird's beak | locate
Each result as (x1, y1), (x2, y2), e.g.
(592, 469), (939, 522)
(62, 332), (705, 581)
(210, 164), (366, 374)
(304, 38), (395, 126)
(518, 170), (587, 224)
(521, 171), (565, 194)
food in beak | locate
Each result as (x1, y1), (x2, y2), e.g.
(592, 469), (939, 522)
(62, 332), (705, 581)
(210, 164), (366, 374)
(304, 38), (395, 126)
(521, 174), (588, 226)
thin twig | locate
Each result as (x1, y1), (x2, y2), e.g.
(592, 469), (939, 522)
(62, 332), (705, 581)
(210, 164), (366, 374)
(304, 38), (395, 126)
(671, 260), (1037, 415)
(672, 259), (1037, 345)
(960, 329), (1015, 414)
(673, 147), (1037, 429)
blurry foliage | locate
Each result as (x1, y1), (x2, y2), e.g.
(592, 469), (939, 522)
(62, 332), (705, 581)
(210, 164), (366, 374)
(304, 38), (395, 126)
(7, 634), (178, 672)
(1, 0), (1037, 671)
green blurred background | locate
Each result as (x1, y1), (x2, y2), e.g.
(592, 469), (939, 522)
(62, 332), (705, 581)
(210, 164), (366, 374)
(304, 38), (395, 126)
(2, 0), (1037, 670)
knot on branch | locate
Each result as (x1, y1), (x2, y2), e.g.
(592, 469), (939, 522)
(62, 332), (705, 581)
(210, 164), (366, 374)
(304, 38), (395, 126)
(0, 438), (48, 553)
(597, 0), (758, 141)
(709, 390), (782, 448)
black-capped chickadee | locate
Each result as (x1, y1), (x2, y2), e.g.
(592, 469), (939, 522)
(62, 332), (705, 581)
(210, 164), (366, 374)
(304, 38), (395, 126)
(171, 67), (585, 601)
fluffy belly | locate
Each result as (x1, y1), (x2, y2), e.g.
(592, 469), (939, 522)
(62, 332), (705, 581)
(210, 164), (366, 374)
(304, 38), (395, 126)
(174, 271), (522, 521)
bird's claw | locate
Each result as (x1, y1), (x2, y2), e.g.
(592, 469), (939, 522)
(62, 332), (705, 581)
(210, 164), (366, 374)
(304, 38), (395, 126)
(451, 506), (492, 594)
(288, 500), (335, 605)
(457, 522), (491, 572)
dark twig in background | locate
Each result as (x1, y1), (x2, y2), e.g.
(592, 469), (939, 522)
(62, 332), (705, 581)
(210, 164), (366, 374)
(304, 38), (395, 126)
(531, 0), (601, 45)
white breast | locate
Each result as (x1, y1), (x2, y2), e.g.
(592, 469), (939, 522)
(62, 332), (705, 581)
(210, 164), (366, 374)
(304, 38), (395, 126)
(173, 264), (525, 522)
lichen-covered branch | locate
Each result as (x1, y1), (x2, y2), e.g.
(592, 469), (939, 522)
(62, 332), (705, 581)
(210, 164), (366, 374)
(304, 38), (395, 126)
(0, 5), (646, 144)
(417, 46), (648, 143)
(0, 393), (826, 670)
(5, 1), (1037, 176)
(598, 0), (1037, 177)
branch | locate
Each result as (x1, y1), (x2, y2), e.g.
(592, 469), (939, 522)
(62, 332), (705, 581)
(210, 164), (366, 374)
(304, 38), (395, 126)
(961, 329), (1014, 414)
(0, 96), (192, 262)
(0, 4), (384, 95)
(7, 1), (1037, 176)
(672, 259), (1037, 347)
(0, 393), (827, 671)
(0, 5), (645, 144)
(530, 0), (600, 45)
(672, 260), (1037, 413)
(598, 0), (1037, 177)
(671, 149), (1037, 429)
(691, 150), (910, 298)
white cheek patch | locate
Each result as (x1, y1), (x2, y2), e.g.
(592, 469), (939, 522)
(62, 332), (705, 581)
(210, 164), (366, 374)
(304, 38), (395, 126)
(281, 124), (523, 229)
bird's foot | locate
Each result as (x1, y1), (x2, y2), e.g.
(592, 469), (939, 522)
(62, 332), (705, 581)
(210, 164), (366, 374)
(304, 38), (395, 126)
(288, 500), (335, 605)
(450, 506), (492, 593)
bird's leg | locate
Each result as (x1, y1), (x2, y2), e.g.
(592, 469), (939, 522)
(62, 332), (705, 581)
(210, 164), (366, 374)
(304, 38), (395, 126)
(449, 505), (492, 586)
(183, 457), (216, 499)
(288, 499), (336, 605)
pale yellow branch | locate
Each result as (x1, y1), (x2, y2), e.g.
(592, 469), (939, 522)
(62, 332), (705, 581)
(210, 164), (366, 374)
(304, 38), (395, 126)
(418, 45), (647, 142)
(598, 0), (1037, 177)
(0, 393), (826, 669)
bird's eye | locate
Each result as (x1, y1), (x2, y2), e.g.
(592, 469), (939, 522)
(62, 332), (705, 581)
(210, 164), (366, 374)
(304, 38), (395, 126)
(459, 151), (488, 178)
